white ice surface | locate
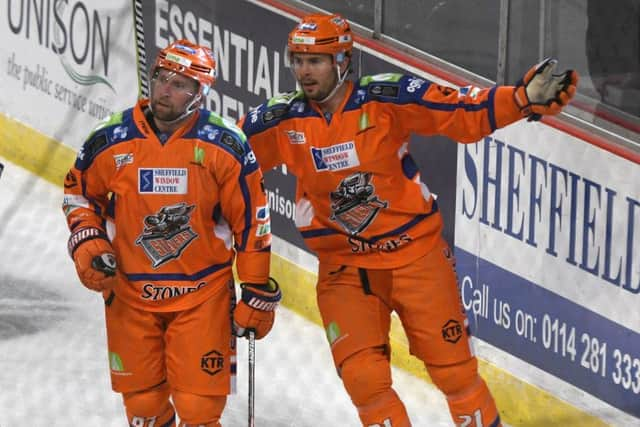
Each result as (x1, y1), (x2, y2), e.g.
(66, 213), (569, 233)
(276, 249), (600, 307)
(0, 159), (453, 426)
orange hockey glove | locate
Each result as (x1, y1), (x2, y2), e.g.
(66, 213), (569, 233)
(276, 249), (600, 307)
(234, 278), (281, 339)
(68, 227), (117, 292)
(514, 58), (579, 121)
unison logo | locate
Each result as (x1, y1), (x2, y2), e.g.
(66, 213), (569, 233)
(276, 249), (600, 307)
(7, 0), (115, 92)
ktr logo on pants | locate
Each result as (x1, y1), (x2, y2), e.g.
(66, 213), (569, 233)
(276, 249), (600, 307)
(442, 319), (463, 343)
(201, 349), (224, 376)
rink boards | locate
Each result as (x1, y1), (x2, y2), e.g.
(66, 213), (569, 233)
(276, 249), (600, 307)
(1, 0), (639, 426)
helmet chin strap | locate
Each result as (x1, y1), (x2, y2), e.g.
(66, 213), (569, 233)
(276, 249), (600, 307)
(316, 62), (349, 105)
(170, 91), (202, 123)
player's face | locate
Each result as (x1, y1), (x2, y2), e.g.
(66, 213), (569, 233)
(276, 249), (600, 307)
(150, 69), (199, 121)
(291, 53), (339, 101)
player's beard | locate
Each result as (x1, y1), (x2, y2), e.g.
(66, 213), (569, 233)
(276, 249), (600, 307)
(301, 74), (339, 102)
(304, 84), (331, 102)
(150, 96), (187, 122)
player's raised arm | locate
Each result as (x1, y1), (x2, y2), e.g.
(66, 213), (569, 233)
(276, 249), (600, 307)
(372, 60), (578, 143)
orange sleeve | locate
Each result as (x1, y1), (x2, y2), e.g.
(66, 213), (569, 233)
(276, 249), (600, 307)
(394, 83), (523, 143)
(212, 137), (271, 284)
(62, 132), (114, 233)
(358, 75), (524, 144)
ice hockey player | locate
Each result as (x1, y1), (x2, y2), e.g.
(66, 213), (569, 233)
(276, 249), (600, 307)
(63, 39), (281, 426)
(240, 12), (577, 427)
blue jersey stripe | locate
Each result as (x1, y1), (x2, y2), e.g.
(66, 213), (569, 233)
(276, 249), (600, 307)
(301, 228), (341, 239)
(126, 260), (232, 281)
(301, 201), (438, 242)
(238, 174), (252, 251)
(367, 201), (439, 243)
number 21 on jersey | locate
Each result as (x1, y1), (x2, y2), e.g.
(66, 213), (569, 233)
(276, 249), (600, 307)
(458, 409), (484, 427)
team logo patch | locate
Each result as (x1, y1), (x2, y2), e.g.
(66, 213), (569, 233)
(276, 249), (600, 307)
(458, 85), (481, 100)
(292, 35), (315, 44)
(298, 22), (317, 31)
(358, 113), (369, 131)
(326, 322), (342, 345)
(262, 106), (287, 123)
(109, 352), (125, 372)
(368, 84), (399, 97)
(139, 168), (188, 194)
(330, 172), (388, 235)
(220, 132), (245, 156)
(114, 153), (133, 169)
(292, 101), (306, 113)
(193, 146), (205, 165)
(256, 222), (271, 237)
(112, 125), (129, 141)
(285, 130), (306, 144)
(311, 142), (360, 172)
(442, 319), (463, 343)
(256, 205), (270, 221)
(197, 124), (219, 141)
(135, 203), (198, 268)
(174, 44), (196, 54)
(406, 77), (426, 93)
(165, 52), (192, 67)
(201, 349), (225, 376)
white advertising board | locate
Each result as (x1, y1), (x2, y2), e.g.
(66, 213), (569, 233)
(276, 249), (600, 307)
(456, 120), (640, 416)
(1, 0), (138, 149)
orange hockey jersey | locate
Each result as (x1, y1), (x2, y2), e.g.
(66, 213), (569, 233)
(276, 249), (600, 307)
(241, 74), (524, 269)
(63, 99), (271, 311)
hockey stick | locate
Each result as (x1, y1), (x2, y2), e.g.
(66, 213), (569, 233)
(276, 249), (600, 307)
(248, 328), (256, 427)
(132, 0), (150, 98)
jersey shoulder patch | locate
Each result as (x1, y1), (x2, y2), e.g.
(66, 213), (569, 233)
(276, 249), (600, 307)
(358, 73), (431, 102)
(242, 91), (306, 137)
(76, 109), (134, 168)
(197, 111), (249, 159)
(359, 73), (404, 98)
